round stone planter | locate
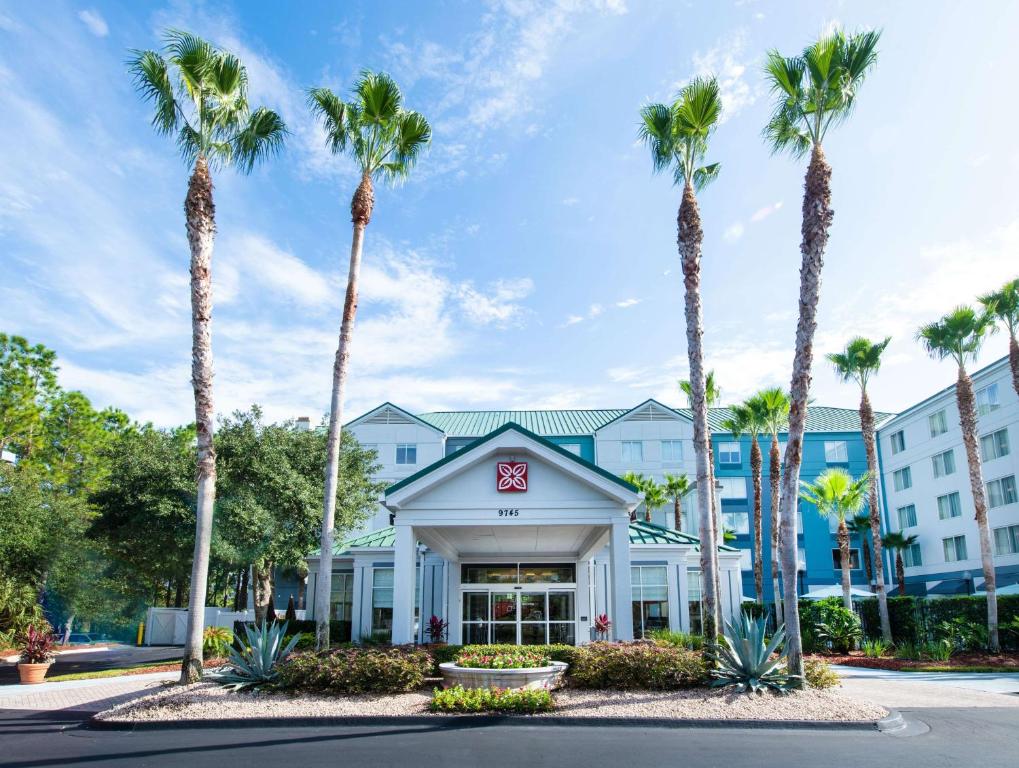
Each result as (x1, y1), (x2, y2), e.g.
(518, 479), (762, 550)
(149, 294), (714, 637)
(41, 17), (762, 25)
(438, 661), (568, 691)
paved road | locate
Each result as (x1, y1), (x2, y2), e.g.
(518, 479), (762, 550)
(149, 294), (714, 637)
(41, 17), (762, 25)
(1, 707), (1017, 768)
(0, 646), (182, 686)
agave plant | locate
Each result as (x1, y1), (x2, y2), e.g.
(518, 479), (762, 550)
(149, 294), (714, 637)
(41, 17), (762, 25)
(215, 621), (300, 691)
(708, 613), (799, 694)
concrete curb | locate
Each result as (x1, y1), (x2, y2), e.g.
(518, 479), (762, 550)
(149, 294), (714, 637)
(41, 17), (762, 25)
(875, 709), (906, 733)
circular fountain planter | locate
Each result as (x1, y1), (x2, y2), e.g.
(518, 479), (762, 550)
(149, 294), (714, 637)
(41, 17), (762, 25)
(438, 660), (568, 690)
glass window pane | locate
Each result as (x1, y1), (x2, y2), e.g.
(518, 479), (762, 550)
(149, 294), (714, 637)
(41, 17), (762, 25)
(463, 592), (489, 621)
(520, 593), (546, 621)
(462, 623), (489, 644)
(373, 568), (394, 588)
(548, 592), (574, 621)
(642, 584), (668, 602)
(491, 594), (517, 622)
(493, 623), (517, 643)
(549, 623), (575, 645)
(520, 563), (575, 583)
(520, 623), (546, 645)
(461, 565), (519, 584)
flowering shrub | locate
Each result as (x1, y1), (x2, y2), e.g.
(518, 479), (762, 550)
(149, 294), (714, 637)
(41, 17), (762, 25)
(569, 641), (707, 690)
(426, 615), (448, 643)
(18, 625), (56, 664)
(454, 649), (552, 669)
(430, 644), (576, 670)
(804, 659), (840, 689)
(203, 626), (233, 658)
(430, 685), (553, 713)
(594, 614), (612, 639)
(277, 645), (433, 694)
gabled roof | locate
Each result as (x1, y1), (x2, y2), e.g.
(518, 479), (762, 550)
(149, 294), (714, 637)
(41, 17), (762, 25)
(346, 402), (445, 434)
(702, 405), (896, 434)
(594, 399), (690, 432)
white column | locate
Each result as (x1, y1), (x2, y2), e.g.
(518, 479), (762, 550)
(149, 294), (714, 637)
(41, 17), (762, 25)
(677, 562), (690, 632)
(448, 558), (461, 645)
(576, 559), (591, 643)
(350, 564), (364, 641)
(391, 524), (417, 644)
(609, 517), (633, 640)
(666, 560), (681, 632)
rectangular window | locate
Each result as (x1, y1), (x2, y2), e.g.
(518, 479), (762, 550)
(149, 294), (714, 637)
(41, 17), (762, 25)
(981, 429), (1011, 462)
(931, 449), (956, 479)
(661, 440), (683, 462)
(890, 430), (906, 454)
(986, 475), (1018, 508)
(893, 466), (912, 491)
(904, 543), (923, 568)
(897, 504), (917, 529)
(976, 383), (1000, 416)
(824, 440), (849, 463)
(718, 441), (741, 465)
(943, 535), (968, 563)
(937, 492), (962, 519)
(621, 441), (644, 462)
(631, 565), (669, 638)
(994, 525), (1019, 556)
(721, 510), (750, 535)
(687, 569), (702, 635)
(559, 442), (582, 456)
(329, 572), (354, 642)
(717, 476), (748, 499)
(928, 410), (948, 438)
(832, 548), (861, 570)
(395, 444), (417, 465)
(371, 568), (394, 641)
(739, 549), (753, 571)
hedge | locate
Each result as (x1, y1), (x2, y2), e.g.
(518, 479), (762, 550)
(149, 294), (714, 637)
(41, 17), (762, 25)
(858, 595), (1019, 648)
(277, 645), (433, 694)
(567, 641), (707, 689)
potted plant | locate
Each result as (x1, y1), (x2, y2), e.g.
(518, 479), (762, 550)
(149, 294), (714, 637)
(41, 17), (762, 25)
(17, 625), (56, 685)
(426, 615), (448, 644)
(594, 613), (612, 641)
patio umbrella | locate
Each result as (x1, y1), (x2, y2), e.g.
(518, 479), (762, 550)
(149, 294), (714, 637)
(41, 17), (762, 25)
(800, 584), (875, 600)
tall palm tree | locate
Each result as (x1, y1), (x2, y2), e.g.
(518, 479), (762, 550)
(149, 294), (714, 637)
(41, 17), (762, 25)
(800, 468), (870, 610)
(129, 30), (286, 683)
(764, 28), (880, 679)
(918, 306), (1000, 651)
(663, 472), (691, 531)
(757, 387), (790, 618)
(979, 278), (1019, 397)
(641, 77), (723, 644)
(848, 513), (873, 584)
(642, 480), (668, 524)
(307, 73), (430, 650)
(721, 401), (765, 601)
(881, 531), (918, 597)
(826, 337), (893, 644)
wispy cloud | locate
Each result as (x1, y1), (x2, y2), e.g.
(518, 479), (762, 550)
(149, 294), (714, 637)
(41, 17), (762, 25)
(615, 298), (641, 308)
(723, 222), (745, 243)
(77, 9), (108, 38)
(750, 201), (783, 222)
(669, 29), (760, 125)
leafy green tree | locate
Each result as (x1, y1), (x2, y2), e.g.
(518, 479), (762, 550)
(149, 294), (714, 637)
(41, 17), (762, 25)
(881, 531), (918, 597)
(307, 71), (430, 649)
(756, 387), (789, 616)
(129, 29), (287, 683)
(918, 306), (1000, 651)
(764, 27), (880, 680)
(979, 278), (1019, 397)
(0, 333), (59, 458)
(663, 472), (690, 531)
(847, 513), (873, 584)
(826, 336), (893, 644)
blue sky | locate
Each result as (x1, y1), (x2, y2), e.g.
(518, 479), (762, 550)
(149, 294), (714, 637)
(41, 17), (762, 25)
(1, 0), (1016, 427)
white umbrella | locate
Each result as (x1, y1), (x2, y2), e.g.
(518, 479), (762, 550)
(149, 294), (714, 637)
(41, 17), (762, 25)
(974, 582), (1019, 597)
(800, 584), (875, 600)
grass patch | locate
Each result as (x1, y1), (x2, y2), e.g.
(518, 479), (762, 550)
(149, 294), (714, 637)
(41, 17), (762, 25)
(46, 659), (226, 682)
(900, 665), (1019, 674)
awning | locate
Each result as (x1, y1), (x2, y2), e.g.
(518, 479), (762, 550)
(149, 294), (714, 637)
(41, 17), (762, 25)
(800, 584), (875, 600)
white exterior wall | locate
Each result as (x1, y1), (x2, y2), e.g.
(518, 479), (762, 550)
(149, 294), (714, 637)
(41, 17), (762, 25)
(877, 358), (1019, 588)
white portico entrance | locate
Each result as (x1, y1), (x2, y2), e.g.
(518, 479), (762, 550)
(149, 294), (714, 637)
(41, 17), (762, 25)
(383, 423), (642, 645)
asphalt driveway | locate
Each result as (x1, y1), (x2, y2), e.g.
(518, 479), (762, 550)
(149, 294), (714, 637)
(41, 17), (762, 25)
(0, 646), (183, 686)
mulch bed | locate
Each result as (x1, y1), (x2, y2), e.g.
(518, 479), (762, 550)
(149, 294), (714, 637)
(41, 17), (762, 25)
(811, 651), (1019, 671)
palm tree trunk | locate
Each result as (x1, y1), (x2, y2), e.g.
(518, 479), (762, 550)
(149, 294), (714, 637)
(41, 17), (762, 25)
(751, 434), (763, 603)
(860, 535), (872, 584)
(837, 520), (852, 611)
(1009, 335), (1019, 398)
(769, 436), (782, 621)
(780, 145), (834, 683)
(860, 391), (892, 644)
(956, 365), (999, 651)
(315, 171), (375, 651)
(896, 552), (905, 596)
(678, 182), (718, 646)
(707, 440), (722, 629)
(181, 154), (218, 685)
(673, 496), (682, 532)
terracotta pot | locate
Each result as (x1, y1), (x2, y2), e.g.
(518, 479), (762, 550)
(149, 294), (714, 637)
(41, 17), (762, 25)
(17, 662), (51, 685)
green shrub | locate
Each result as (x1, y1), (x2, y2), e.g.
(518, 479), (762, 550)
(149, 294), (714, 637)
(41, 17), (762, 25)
(429, 685), (553, 713)
(569, 641), (707, 690)
(814, 607), (863, 654)
(648, 629), (703, 651)
(203, 626), (233, 658)
(709, 614), (796, 695)
(0, 575), (45, 648)
(859, 595), (1019, 649)
(217, 622), (300, 691)
(861, 638), (887, 658)
(893, 642), (919, 660)
(455, 649), (551, 669)
(804, 659), (840, 689)
(920, 639), (953, 662)
(278, 645), (433, 694)
(935, 618), (987, 653)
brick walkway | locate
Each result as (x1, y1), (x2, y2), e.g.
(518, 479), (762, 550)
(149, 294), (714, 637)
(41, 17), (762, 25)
(0, 671), (177, 713)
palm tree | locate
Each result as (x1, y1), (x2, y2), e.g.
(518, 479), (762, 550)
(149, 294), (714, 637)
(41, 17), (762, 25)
(800, 468), (870, 610)
(764, 27), (881, 680)
(848, 513), (873, 584)
(641, 77), (722, 644)
(979, 278), (1019, 397)
(721, 401), (765, 601)
(307, 72), (430, 650)
(642, 480), (668, 524)
(918, 306), (1000, 651)
(129, 30), (286, 683)
(663, 472), (691, 531)
(826, 337), (893, 644)
(881, 531), (918, 597)
(757, 387), (790, 619)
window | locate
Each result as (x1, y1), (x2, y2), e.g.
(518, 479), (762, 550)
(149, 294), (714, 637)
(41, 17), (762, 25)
(981, 429), (1011, 462)
(559, 443), (582, 456)
(994, 525), (1019, 556)
(329, 572), (354, 642)
(717, 476), (747, 499)
(718, 441), (741, 465)
(824, 440), (849, 463)
(461, 563), (575, 584)
(893, 466), (912, 491)
(687, 569), (702, 635)
(943, 535), (968, 563)
(395, 444), (417, 465)
(928, 410), (948, 438)
(890, 430), (906, 454)
(897, 504), (917, 529)
(937, 492), (962, 519)
(931, 449), (956, 479)
(631, 565), (669, 637)
(722, 510), (750, 535)
(832, 548), (861, 570)
(739, 549), (753, 571)
(976, 383), (1000, 416)
(371, 568), (394, 640)
(903, 542), (922, 568)
(360, 442), (378, 456)
(621, 441), (644, 462)
(986, 475), (1018, 508)
(661, 440), (683, 462)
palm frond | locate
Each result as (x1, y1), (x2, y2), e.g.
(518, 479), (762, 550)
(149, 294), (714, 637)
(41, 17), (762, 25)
(232, 107), (287, 174)
(390, 109), (431, 169)
(163, 28), (216, 106)
(128, 50), (179, 136)
(674, 76), (722, 135)
(692, 162), (720, 192)
(638, 102), (676, 175)
(176, 123), (202, 167)
(355, 69), (402, 124)
(763, 107), (810, 158)
(307, 87), (352, 153)
(762, 49), (804, 99)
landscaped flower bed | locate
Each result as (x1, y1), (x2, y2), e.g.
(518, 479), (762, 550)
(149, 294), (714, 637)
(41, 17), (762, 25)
(810, 651), (1019, 672)
(454, 649), (551, 669)
(438, 647), (567, 691)
(430, 685), (554, 713)
(277, 645), (434, 694)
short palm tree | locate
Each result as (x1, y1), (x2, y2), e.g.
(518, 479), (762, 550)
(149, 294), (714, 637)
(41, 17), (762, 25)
(848, 513), (874, 584)
(764, 27), (880, 681)
(918, 306), (1000, 651)
(663, 472), (691, 531)
(129, 30), (286, 683)
(307, 72), (430, 650)
(757, 387), (790, 618)
(826, 336), (893, 643)
(979, 278), (1019, 397)
(800, 468), (871, 611)
(721, 401), (765, 602)
(881, 531), (918, 597)
(642, 480), (668, 524)
(641, 77), (722, 644)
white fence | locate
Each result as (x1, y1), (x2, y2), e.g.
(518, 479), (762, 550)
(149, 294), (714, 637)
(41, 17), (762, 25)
(143, 607), (307, 645)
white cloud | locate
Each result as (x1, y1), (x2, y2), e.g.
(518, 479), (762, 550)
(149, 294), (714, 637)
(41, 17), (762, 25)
(681, 29), (759, 124)
(588, 303), (604, 318)
(615, 298), (640, 308)
(750, 201), (783, 222)
(219, 233), (334, 308)
(562, 196), (580, 206)
(77, 9), (108, 37)
(564, 314), (584, 326)
(723, 222), (744, 243)
(457, 277), (535, 327)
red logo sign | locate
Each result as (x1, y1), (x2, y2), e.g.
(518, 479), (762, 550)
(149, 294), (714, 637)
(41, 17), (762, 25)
(496, 461), (528, 492)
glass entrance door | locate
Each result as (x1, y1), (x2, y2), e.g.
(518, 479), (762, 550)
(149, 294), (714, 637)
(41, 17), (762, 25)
(461, 589), (576, 645)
